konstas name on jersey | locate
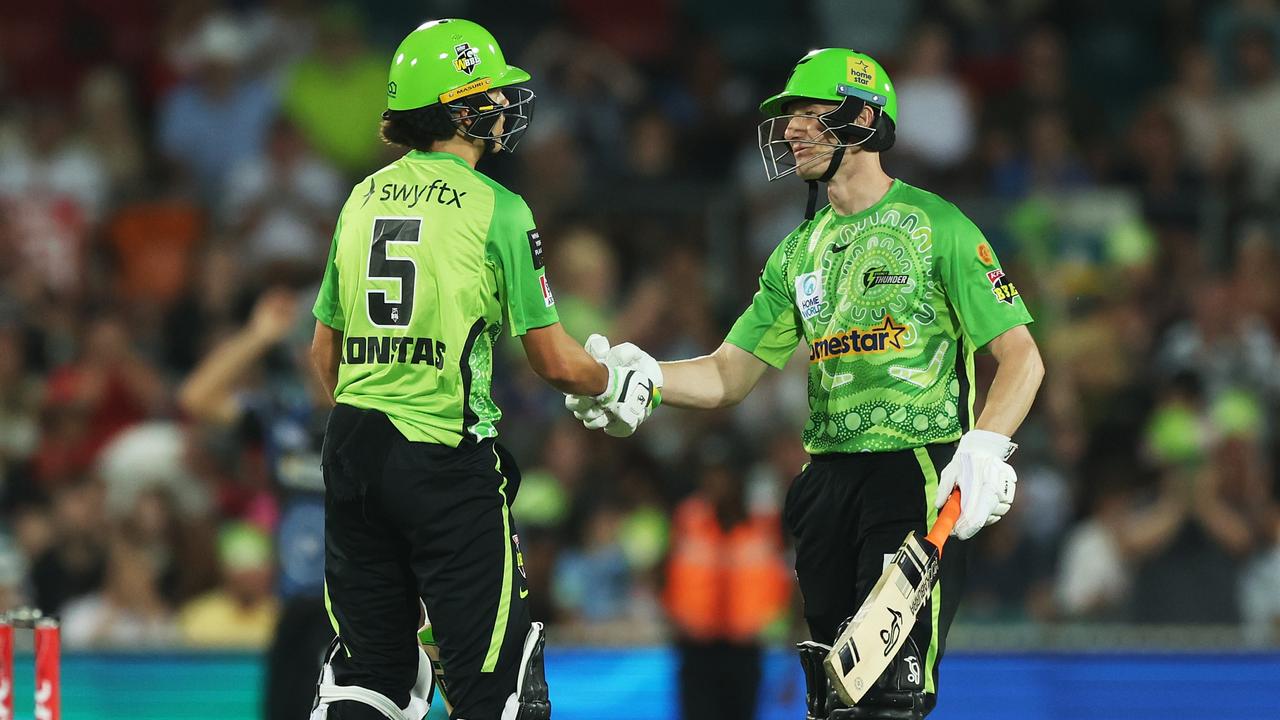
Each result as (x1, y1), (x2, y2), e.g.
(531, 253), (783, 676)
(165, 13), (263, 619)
(344, 335), (446, 369)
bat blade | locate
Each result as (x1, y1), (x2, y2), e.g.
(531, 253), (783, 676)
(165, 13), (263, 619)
(823, 491), (960, 706)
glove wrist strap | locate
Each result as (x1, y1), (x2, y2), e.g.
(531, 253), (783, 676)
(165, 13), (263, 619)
(958, 429), (1017, 461)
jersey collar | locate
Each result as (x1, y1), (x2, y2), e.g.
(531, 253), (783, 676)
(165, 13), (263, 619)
(405, 150), (472, 167)
(828, 178), (903, 222)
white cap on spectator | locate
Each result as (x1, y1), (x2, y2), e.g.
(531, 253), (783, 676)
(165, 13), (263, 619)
(193, 15), (251, 67)
(97, 421), (211, 518)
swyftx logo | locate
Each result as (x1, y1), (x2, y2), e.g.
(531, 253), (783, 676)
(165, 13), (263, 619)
(378, 180), (467, 208)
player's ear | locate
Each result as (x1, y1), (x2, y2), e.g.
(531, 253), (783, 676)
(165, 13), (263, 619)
(857, 103), (876, 128)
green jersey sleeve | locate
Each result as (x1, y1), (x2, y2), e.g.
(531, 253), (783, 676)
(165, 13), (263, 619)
(488, 193), (558, 336)
(725, 235), (802, 369)
(312, 216), (345, 329)
(940, 213), (1033, 349)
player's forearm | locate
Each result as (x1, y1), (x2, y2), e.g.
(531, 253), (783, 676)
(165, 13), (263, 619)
(659, 343), (765, 409)
(311, 322), (343, 401)
(539, 351), (609, 396)
(521, 324), (609, 396)
(658, 356), (730, 408)
(177, 328), (274, 422)
(974, 327), (1044, 436)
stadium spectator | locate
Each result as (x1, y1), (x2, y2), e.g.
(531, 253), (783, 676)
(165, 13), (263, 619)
(179, 522), (280, 648)
(553, 505), (633, 626)
(892, 22), (976, 175)
(1227, 24), (1280, 203)
(220, 116), (343, 268)
(0, 99), (110, 225)
(32, 315), (167, 489)
(664, 447), (789, 720)
(29, 477), (107, 615)
(60, 522), (180, 648)
(1166, 45), (1237, 179)
(280, 4), (387, 176)
(1154, 277), (1280, 403)
(0, 323), (40, 497)
(157, 13), (278, 201)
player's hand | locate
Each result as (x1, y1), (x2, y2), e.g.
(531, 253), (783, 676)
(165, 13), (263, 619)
(935, 429), (1017, 540)
(564, 334), (663, 437)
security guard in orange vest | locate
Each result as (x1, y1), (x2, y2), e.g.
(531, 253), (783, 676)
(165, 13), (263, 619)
(663, 451), (791, 720)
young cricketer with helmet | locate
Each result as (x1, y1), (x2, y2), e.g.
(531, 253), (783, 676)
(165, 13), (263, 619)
(307, 19), (659, 720)
(568, 49), (1044, 718)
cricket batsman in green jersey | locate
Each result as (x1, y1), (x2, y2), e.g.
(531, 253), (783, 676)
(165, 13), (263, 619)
(568, 49), (1044, 719)
(306, 19), (660, 720)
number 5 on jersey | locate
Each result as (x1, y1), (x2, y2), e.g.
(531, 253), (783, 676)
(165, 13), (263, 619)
(367, 217), (422, 327)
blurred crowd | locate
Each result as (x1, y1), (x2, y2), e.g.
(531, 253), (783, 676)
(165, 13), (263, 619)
(3, 0), (1280, 665)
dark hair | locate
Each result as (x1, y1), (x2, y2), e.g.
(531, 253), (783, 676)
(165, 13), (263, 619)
(379, 104), (458, 151)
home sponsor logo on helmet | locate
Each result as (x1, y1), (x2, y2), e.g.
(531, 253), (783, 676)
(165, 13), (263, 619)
(809, 315), (909, 363)
(795, 270), (825, 320)
(453, 42), (481, 75)
(986, 268), (1020, 305)
(847, 57), (877, 87)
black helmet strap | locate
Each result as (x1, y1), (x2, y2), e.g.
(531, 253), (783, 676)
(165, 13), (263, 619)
(804, 145), (845, 220)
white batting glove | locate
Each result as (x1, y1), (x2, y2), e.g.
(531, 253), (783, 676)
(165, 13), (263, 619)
(935, 429), (1018, 540)
(563, 334), (663, 437)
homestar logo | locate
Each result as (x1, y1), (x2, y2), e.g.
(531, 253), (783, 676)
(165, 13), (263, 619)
(809, 315), (908, 363)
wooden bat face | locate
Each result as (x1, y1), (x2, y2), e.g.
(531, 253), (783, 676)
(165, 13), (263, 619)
(824, 531), (940, 705)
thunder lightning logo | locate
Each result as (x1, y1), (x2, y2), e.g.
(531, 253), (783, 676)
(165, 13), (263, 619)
(453, 43), (481, 75)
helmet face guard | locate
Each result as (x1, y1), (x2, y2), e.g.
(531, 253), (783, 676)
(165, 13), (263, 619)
(447, 85), (536, 153)
(757, 96), (878, 182)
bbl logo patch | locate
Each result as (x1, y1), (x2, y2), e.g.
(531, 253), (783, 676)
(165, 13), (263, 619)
(453, 42), (481, 75)
(847, 57), (877, 87)
(987, 268), (1020, 304)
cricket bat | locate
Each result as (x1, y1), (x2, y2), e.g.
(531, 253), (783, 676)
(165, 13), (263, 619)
(823, 491), (962, 706)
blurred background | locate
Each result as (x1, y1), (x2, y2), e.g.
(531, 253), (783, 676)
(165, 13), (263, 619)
(2, 0), (1280, 718)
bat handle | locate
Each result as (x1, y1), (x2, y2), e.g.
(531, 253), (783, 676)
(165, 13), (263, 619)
(925, 491), (961, 551)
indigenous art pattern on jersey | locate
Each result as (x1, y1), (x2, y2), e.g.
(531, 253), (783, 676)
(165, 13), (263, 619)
(726, 180), (1032, 454)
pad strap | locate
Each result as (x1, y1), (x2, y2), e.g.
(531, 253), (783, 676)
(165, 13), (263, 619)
(317, 684), (405, 720)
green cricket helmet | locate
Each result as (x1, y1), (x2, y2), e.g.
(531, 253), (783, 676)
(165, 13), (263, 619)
(386, 18), (535, 151)
(757, 48), (897, 184)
